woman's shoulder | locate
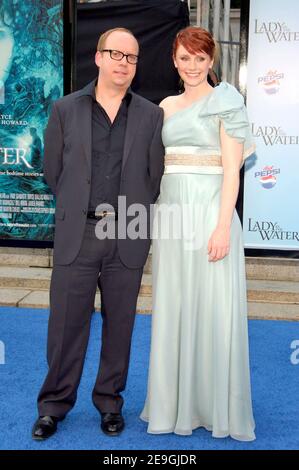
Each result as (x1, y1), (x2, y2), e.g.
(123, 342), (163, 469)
(159, 94), (182, 119)
(159, 94), (180, 109)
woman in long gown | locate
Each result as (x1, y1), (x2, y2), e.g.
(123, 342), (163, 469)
(140, 26), (256, 441)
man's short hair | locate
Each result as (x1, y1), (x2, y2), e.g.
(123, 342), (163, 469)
(97, 27), (138, 52)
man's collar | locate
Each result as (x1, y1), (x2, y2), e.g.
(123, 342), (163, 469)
(79, 78), (132, 104)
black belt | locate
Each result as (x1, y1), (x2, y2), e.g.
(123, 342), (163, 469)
(87, 210), (118, 220)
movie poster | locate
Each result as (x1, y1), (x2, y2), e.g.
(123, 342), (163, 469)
(0, 0), (64, 242)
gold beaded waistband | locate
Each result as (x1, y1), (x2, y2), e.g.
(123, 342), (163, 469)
(163, 147), (224, 174)
(165, 154), (222, 167)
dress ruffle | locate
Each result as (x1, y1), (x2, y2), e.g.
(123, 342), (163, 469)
(203, 82), (256, 160)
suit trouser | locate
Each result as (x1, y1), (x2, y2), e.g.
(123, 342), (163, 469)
(37, 219), (143, 418)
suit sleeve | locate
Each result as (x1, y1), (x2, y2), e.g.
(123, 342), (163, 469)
(149, 107), (165, 202)
(43, 101), (64, 195)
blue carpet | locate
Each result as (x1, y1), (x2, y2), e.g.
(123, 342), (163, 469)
(0, 306), (298, 450)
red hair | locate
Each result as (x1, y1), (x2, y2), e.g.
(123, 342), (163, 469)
(173, 26), (215, 60)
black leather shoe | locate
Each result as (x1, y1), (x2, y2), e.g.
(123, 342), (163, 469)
(32, 416), (60, 441)
(101, 412), (125, 436)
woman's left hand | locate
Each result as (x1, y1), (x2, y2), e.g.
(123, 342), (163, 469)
(207, 226), (230, 262)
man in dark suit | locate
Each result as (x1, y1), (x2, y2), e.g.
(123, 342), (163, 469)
(32, 28), (164, 440)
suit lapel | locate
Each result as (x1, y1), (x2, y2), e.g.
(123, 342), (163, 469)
(75, 80), (95, 176)
(78, 97), (92, 176)
(122, 94), (142, 173)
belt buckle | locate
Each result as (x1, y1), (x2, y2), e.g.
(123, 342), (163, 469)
(94, 210), (107, 218)
(94, 210), (115, 219)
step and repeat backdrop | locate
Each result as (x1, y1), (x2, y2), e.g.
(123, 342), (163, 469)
(243, 0), (299, 250)
(0, 0), (64, 244)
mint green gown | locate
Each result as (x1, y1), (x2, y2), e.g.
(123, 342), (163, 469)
(140, 82), (256, 441)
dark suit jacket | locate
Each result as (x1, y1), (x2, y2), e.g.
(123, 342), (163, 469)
(43, 79), (165, 268)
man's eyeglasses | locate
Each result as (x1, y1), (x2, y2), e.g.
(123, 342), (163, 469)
(99, 49), (139, 65)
